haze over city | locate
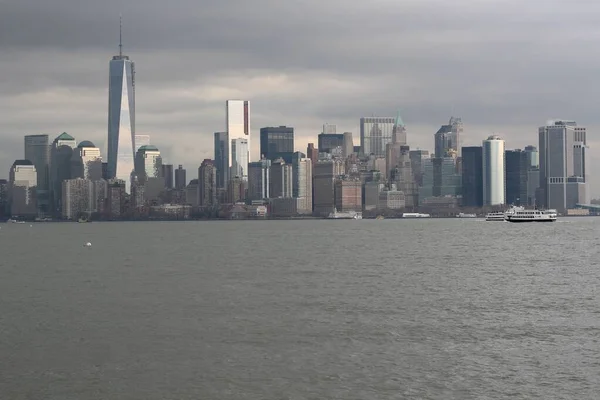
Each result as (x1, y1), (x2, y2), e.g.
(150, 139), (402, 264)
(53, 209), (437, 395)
(1, 0), (600, 196)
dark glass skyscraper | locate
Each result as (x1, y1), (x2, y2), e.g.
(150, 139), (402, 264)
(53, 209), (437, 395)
(107, 18), (135, 193)
(260, 126), (294, 163)
(214, 132), (229, 189)
(505, 149), (528, 206)
(461, 146), (483, 207)
(317, 133), (344, 154)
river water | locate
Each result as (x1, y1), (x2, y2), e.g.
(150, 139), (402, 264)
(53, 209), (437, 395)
(1, 218), (599, 399)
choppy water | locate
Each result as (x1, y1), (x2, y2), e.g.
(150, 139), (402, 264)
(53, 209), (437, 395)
(1, 218), (600, 399)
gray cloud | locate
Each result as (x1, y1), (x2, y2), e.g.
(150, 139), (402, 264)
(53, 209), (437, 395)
(1, 0), (600, 196)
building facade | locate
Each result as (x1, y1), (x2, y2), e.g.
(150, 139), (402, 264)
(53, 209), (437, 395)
(214, 131), (229, 188)
(505, 149), (528, 206)
(461, 146), (483, 207)
(9, 160), (37, 217)
(50, 132), (77, 216)
(538, 120), (588, 211)
(71, 141), (103, 181)
(248, 158), (271, 201)
(270, 158), (292, 198)
(174, 165), (186, 190)
(292, 153), (313, 214)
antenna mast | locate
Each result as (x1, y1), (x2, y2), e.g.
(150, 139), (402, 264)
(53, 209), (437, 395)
(119, 14), (123, 57)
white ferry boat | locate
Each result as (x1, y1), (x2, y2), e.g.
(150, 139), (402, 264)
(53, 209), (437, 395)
(485, 211), (505, 221)
(327, 209), (362, 219)
(505, 207), (557, 223)
(402, 213), (431, 218)
(456, 212), (477, 218)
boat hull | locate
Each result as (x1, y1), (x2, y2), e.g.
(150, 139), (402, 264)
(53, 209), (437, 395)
(506, 218), (556, 223)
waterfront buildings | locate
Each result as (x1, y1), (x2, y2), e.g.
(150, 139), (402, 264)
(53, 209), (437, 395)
(313, 160), (337, 215)
(461, 146), (483, 207)
(334, 179), (362, 212)
(107, 22), (135, 193)
(9, 160), (37, 217)
(226, 100), (250, 182)
(260, 126), (294, 163)
(538, 120), (588, 211)
(360, 116), (395, 157)
(24, 134), (50, 215)
(62, 178), (93, 219)
(482, 135), (506, 206)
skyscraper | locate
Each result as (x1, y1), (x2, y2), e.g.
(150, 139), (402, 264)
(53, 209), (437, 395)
(317, 133), (345, 154)
(248, 158), (271, 201)
(538, 120), (588, 211)
(214, 132), (229, 189)
(50, 132), (77, 216)
(134, 145), (162, 182)
(505, 149), (528, 206)
(482, 135), (505, 206)
(260, 126), (294, 163)
(71, 141), (102, 180)
(24, 134), (50, 215)
(461, 146), (483, 207)
(107, 18), (135, 193)
(434, 117), (462, 157)
(9, 160), (37, 217)
(292, 153), (312, 214)
(270, 158), (292, 198)
(161, 164), (174, 189)
(175, 165), (187, 190)
(198, 159), (218, 207)
(360, 117), (395, 157)
(226, 100), (250, 181)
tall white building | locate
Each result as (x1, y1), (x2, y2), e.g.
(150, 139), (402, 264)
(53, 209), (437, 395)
(107, 19), (135, 193)
(482, 135), (506, 206)
(71, 141), (102, 180)
(9, 160), (38, 217)
(226, 100), (250, 182)
(292, 154), (313, 214)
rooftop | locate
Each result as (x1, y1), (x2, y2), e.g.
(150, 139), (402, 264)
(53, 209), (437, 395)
(55, 132), (75, 141)
(12, 159), (34, 166)
(138, 145), (159, 152)
(77, 140), (96, 148)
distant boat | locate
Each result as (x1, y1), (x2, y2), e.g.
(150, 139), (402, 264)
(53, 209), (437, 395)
(456, 212), (477, 218)
(7, 219), (25, 224)
(402, 213), (430, 218)
(78, 217), (91, 223)
(485, 211), (505, 221)
(327, 209), (362, 219)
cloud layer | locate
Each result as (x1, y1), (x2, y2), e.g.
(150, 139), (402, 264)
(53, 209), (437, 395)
(1, 0), (599, 195)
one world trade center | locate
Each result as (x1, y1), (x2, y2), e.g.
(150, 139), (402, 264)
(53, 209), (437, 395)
(107, 18), (135, 193)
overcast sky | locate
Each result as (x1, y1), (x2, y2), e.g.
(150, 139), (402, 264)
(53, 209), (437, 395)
(1, 0), (599, 195)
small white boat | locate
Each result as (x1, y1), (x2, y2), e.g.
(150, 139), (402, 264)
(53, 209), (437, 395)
(8, 219), (26, 224)
(456, 212), (477, 218)
(402, 213), (431, 218)
(327, 209), (362, 219)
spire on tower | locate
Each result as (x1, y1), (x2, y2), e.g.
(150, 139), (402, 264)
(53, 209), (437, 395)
(119, 14), (123, 57)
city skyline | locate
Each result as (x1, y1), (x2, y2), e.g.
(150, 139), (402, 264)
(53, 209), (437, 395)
(2, 1), (600, 196)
